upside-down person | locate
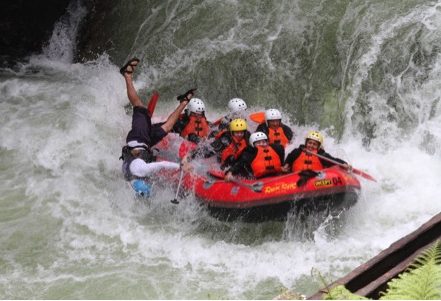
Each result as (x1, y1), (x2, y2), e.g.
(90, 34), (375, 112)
(119, 57), (194, 196)
(255, 108), (293, 148)
(172, 98), (212, 144)
(224, 132), (285, 181)
(281, 130), (351, 186)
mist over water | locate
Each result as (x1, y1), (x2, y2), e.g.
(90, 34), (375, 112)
(1, 0), (441, 299)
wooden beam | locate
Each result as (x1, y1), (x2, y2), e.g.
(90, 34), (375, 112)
(308, 212), (441, 299)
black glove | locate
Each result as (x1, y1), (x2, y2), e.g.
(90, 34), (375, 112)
(221, 156), (235, 169)
(208, 129), (219, 139)
(187, 133), (201, 144)
(177, 88), (197, 102)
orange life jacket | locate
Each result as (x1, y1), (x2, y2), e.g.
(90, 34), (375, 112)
(180, 114), (210, 139)
(268, 127), (290, 147)
(220, 136), (248, 163)
(292, 150), (323, 171)
(250, 146), (282, 178)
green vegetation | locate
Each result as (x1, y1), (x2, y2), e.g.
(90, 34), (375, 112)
(323, 240), (441, 300)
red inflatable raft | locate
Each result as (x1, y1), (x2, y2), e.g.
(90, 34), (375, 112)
(179, 165), (361, 221)
(154, 134), (362, 221)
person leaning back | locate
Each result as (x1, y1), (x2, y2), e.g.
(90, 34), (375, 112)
(118, 57), (195, 193)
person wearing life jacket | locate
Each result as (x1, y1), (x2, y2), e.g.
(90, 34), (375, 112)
(281, 130), (350, 173)
(210, 98), (248, 137)
(255, 108), (293, 148)
(173, 98), (211, 144)
(224, 132), (284, 180)
(184, 118), (251, 170)
(119, 58), (193, 195)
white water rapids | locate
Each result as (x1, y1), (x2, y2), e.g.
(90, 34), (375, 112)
(0, 0), (440, 299)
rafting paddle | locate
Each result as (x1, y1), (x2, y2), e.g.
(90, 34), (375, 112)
(304, 149), (377, 182)
(204, 178), (264, 193)
(171, 168), (185, 204)
(212, 111), (266, 126)
(206, 170), (264, 192)
(230, 179), (264, 192)
(249, 111), (265, 123)
(146, 91), (159, 117)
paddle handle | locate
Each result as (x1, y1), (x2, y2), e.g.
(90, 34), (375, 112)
(304, 149), (377, 182)
(209, 170), (263, 192)
(304, 149), (345, 167)
(230, 179), (263, 192)
(171, 168), (185, 204)
(231, 179), (251, 189)
(213, 116), (224, 126)
(146, 91), (159, 117)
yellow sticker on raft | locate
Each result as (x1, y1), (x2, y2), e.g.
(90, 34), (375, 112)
(314, 179), (333, 187)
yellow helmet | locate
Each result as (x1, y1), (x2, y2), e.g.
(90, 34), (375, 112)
(305, 130), (324, 146)
(229, 118), (247, 132)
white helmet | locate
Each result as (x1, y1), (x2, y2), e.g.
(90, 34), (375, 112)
(227, 98), (247, 113)
(265, 108), (282, 121)
(249, 132), (268, 146)
(187, 98), (205, 115)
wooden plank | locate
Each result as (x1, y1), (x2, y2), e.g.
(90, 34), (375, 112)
(308, 212), (441, 299)
(354, 240), (438, 297)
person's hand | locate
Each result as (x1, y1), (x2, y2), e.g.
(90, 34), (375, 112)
(224, 171), (234, 182)
(180, 157), (193, 172)
(184, 88), (196, 100)
(281, 164), (290, 173)
(342, 163), (352, 172)
(177, 88), (197, 103)
(181, 155), (189, 164)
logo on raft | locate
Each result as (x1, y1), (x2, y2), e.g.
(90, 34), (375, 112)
(264, 182), (297, 194)
(314, 179), (333, 187)
(314, 177), (343, 187)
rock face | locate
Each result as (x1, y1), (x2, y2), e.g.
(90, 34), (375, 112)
(0, 0), (71, 66)
(75, 0), (110, 61)
(75, 0), (138, 64)
(0, 0), (126, 65)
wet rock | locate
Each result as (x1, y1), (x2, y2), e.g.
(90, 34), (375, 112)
(0, 0), (71, 66)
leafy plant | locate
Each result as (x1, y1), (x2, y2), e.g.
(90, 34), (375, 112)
(380, 240), (441, 300)
(324, 285), (368, 300)
(322, 240), (441, 300)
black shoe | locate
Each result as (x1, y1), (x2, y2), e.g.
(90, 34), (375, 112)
(120, 57), (140, 75)
(177, 88), (197, 102)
